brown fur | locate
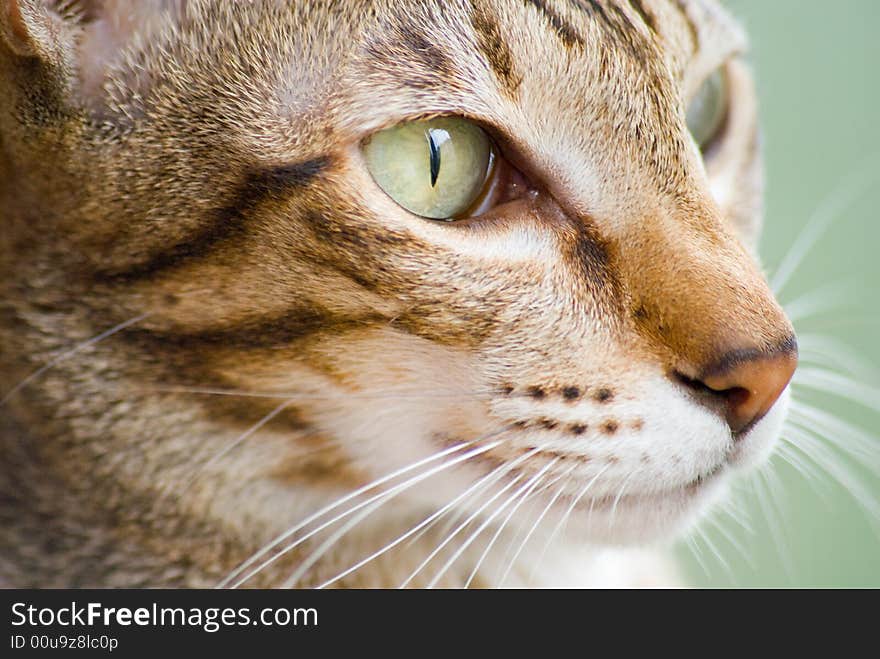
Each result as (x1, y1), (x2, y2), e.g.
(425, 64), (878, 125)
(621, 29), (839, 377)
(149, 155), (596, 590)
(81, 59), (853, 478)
(0, 0), (794, 587)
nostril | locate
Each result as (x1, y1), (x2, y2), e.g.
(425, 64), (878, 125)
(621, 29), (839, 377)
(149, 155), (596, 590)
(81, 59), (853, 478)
(673, 338), (798, 436)
(673, 373), (748, 433)
(714, 386), (753, 439)
(722, 386), (751, 416)
(673, 371), (715, 396)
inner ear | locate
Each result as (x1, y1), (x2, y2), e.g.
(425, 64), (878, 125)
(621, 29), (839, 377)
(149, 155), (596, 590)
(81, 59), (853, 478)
(0, 0), (71, 60)
(1, 1), (183, 106)
(73, 1), (184, 101)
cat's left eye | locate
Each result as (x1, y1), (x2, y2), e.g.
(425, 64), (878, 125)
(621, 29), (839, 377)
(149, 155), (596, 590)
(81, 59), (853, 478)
(362, 117), (497, 220)
(686, 67), (730, 152)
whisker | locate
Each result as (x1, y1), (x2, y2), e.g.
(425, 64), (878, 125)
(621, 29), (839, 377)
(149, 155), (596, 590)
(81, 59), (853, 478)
(403, 473), (528, 589)
(406, 459), (572, 557)
(280, 456), (507, 589)
(492, 463), (579, 585)
(0, 312), (151, 406)
(774, 442), (835, 507)
(418, 468), (555, 558)
(791, 315), (880, 333)
(316, 446), (539, 589)
(788, 400), (880, 469)
(521, 464), (611, 586)
(717, 487), (755, 537)
(685, 535), (712, 580)
(684, 485), (750, 584)
(693, 524), (734, 583)
(607, 467), (639, 530)
(398, 447), (550, 589)
(782, 279), (859, 324)
(704, 513), (757, 572)
(462, 460), (559, 588)
(217, 430), (506, 588)
(781, 425), (880, 533)
(792, 368), (880, 415)
(405, 447), (571, 556)
(752, 468), (795, 583)
(427, 464), (556, 589)
(176, 398), (297, 497)
(401, 505), (462, 552)
(797, 333), (879, 382)
(497, 465), (580, 587)
(249, 435), (511, 589)
(770, 155), (880, 296)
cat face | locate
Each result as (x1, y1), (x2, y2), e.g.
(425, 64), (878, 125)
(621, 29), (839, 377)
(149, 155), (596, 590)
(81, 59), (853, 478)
(0, 0), (796, 586)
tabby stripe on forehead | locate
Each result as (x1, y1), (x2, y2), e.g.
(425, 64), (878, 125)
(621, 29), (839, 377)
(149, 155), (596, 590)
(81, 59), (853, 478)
(626, 0), (657, 34)
(572, 0), (615, 29)
(533, 0), (656, 60)
(567, 0), (655, 61)
(569, 0), (645, 39)
(96, 156), (331, 283)
(523, 0), (585, 48)
(469, 2), (521, 97)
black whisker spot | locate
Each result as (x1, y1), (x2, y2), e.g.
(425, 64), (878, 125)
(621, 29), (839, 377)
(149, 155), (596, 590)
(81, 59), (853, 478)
(527, 386), (547, 400)
(601, 420), (619, 435)
(562, 386), (581, 401)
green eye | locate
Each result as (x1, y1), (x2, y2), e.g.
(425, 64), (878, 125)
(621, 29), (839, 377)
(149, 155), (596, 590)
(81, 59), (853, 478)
(363, 117), (495, 220)
(686, 67), (729, 151)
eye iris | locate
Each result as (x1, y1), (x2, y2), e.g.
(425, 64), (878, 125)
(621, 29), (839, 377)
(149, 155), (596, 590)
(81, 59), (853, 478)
(363, 117), (493, 220)
(686, 68), (729, 151)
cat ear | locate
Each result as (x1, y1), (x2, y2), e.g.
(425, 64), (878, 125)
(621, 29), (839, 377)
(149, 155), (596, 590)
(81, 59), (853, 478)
(1, 1), (183, 110)
(0, 0), (84, 131)
(0, 0), (77, 62)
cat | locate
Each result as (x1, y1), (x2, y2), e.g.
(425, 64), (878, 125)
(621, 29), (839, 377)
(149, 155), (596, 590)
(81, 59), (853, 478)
(0, 0), (800, 588)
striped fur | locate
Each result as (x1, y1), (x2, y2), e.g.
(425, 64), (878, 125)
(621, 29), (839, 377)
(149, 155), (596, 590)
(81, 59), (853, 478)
(0, 0), (792, 587)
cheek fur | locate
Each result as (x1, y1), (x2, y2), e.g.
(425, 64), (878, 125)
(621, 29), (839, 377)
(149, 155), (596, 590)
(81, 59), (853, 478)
(0, 0), (798, 589)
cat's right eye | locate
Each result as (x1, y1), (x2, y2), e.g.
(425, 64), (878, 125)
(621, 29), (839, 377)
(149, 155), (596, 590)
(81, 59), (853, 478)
(362, 117), (498, 221)
(686, 67), (730, 152)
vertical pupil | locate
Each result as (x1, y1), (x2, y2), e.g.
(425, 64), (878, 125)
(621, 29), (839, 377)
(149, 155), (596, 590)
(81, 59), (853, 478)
(426, 129), (441, 188)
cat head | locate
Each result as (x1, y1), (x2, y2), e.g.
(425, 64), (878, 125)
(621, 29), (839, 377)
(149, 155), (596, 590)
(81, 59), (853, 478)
(0, 0), (796, 585)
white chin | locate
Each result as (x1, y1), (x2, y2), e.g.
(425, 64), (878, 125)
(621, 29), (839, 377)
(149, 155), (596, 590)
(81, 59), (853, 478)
(552, 470), (730, 546)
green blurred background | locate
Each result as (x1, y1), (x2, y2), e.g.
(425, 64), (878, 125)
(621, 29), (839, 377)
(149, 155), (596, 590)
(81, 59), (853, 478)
(677, 0), (880, 587)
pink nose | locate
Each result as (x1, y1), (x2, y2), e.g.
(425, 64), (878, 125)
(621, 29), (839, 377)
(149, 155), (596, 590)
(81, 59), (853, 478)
(699, 346), (798, 434)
